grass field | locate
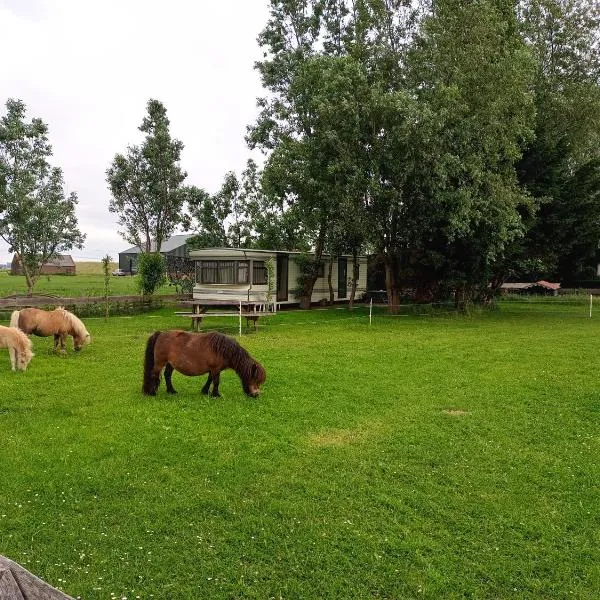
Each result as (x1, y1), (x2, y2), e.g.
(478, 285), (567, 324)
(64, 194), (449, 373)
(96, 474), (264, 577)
(0, 268), (176, 298)
(1, 303), (599, 599)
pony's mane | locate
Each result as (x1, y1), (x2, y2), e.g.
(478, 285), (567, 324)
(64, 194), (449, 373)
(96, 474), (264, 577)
(15, 328), (34, 361)
(56, 307), (89, 337)
(2, 326), (34, 367)
(205, 331), (261, 384)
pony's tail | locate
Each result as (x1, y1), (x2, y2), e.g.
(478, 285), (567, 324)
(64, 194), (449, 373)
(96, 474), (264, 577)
(10, 310), (20, 329)
(142, 331), (161, 395)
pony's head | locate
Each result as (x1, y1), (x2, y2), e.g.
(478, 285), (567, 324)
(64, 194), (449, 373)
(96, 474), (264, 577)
(58, 308), (91, 351)
(16, 335), (34, 371)
(245, 361), (267, 398)
(73, 330), (91, 351)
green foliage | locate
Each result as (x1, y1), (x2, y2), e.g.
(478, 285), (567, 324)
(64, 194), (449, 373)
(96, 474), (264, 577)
(184, 170), (255, 249)
(183, 185), (228, 249)
(165, 255), (195, 295)
(265, 256), (275, 309)
(511, 0), (600, 281)
(107, 99), (187, 253)
(101, 254), (112, 319)
(252, 0), (540, 306)
(292, 252), (324, 306)
(184, 161), (280, 250)
(136, 252), (166, 296)
(0, 99), (86, 294)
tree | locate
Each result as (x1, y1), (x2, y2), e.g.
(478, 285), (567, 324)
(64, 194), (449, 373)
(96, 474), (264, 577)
(401, 0), (536, 307)
(101, 254), (112, 320)
(0, 99), (85, 294)
(510, 0), (600, 282)
(217, 171), (254, 248)
(107, 99), (187, 254)
(136, 252), (167, 296)
(251, 9), (372, 307)
(184, 167), (254, 250)
(183, 185), (229, 249)
(252, 0), (537, 311)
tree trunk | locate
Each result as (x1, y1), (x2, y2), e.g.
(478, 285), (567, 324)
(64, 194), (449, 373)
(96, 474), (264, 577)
(15, 253), (35, 295)
(454, 283), (473, 312)
(327, 255), (335, 304)
(348, 249), (359, 310)
(298, 230), (326, 309)
(482, 273), (505, 305)
(384, 254), (401, 314)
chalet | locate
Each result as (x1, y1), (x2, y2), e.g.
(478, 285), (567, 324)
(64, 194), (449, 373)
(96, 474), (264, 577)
(189, 247), (368, 306)
(11, 254), (76, 276)
(118, 234), (192, 273)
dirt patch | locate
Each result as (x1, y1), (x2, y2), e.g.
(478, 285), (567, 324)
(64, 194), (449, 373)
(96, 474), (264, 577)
(442, 409), (470, 416)
(307, 420), (385, 447)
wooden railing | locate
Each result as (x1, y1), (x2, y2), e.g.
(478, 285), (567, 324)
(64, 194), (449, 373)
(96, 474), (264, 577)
(0, 293), (188, 312)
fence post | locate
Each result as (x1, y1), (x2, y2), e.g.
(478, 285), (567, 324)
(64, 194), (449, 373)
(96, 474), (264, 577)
(239, 300), (242, 337)
(590, 294), (593, 318)
(370, 298), (373, 326)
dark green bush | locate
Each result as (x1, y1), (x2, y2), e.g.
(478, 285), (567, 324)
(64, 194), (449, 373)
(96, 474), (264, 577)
(136, 253), (167, 296)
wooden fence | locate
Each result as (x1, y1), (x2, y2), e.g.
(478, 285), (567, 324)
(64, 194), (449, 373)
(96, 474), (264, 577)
(0, 293), (188, 316)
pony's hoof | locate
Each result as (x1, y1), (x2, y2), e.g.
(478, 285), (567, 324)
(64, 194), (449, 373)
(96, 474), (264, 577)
(167, 389), (177, 395)
(211, 393), (222, 398)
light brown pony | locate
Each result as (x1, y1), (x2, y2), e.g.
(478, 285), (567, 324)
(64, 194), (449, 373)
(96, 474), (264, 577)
(142, 330), (266, 398)
(0, 325), (34, 371)
(11, 307), (91, 354)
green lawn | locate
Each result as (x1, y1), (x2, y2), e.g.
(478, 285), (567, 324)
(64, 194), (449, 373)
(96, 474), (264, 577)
(1, 304), (598, 599)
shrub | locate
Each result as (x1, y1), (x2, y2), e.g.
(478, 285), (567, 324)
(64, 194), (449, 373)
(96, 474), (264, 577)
(136, 253), (167, 296)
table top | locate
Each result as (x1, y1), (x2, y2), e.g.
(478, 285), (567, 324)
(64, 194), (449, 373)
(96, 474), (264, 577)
(178, 299), (260, 306)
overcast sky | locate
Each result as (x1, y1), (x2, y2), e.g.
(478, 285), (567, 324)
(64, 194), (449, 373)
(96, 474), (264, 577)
(0, 0), (270, 263)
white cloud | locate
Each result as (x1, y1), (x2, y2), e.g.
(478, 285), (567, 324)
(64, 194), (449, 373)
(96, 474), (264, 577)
(0, 0), (270, 262)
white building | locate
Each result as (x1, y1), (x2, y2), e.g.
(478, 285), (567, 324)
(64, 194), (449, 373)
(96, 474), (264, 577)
(189, 247), (367, 306)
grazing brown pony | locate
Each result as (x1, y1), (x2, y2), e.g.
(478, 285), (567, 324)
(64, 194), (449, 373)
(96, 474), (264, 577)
(11, 307), (91, 354)
(0, 325), (34, 371)
(142, 330), (266, 398)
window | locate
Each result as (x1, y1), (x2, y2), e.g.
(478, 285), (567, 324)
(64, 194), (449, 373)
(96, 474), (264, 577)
(198, 260), (218, 284)
(198, 260), (249, 284)
(253, 261), (268, 285)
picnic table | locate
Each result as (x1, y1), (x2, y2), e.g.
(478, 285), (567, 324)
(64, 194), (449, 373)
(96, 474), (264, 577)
(174, 299), (274, 333)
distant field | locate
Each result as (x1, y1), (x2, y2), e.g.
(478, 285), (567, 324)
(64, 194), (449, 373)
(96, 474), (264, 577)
(74, 261), (117, 275)
(0, 267), (176, 297)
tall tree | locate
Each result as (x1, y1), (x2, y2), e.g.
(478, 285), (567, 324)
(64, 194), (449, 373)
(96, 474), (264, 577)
(511, 0), (600, 282)
(184, 163), (258, 250)
(0, 99), (85, 294)
(107, 99), (187, 253)
(402, 0), (536, 306)
(183, 185), (228, 249)
(251, 1), (373, 307)
(252, 0), (537, 310)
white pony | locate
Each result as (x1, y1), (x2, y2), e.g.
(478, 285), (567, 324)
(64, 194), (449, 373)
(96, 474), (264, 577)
(0, 325), (34, 371)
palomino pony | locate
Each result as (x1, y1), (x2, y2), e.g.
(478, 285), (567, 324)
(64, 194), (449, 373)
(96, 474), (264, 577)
(11, 307), (91, 354)
(0, 325), (34, 371)
(142, 330), (266, 398)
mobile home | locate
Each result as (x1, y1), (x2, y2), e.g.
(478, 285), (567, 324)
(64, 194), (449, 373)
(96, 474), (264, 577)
(189, 248), (367, 306)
